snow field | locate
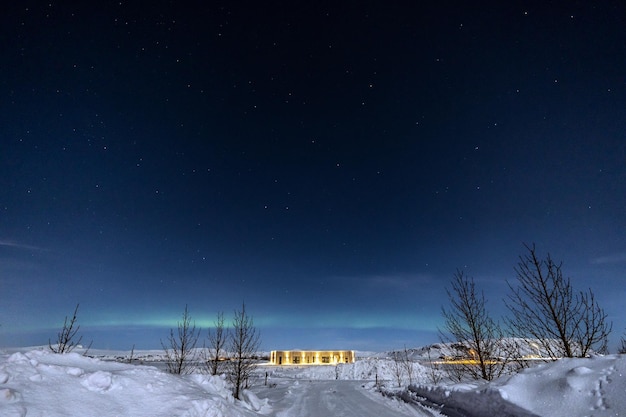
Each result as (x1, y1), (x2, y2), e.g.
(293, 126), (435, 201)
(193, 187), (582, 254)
(2, 347), (626, 417)
(0, 349), (262, 417)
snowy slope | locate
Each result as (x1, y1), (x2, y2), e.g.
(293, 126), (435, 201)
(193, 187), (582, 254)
(408, 354), (626, 417)
(0, 349), (267, 417)
(492, 354), (626, 416)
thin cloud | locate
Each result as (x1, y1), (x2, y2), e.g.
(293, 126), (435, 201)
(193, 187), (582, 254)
(0, 239), (44, 251)
(591, 252), (626, 265)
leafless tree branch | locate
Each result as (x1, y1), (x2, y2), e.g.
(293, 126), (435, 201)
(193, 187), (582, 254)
(505, 243), (611, 359)
(440, 269), (509, 381)
(161, 305), (201, 375)
(206, 311), (227, 376)
(49, 303), (83, 354)
(228, 302), (261, 400)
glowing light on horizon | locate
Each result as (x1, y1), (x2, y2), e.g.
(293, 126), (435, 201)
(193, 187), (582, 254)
(79, 310), (442, 332)
(6, 306), (442, 335)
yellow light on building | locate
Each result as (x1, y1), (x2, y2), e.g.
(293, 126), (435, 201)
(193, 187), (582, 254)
(269, 350), (355, 366)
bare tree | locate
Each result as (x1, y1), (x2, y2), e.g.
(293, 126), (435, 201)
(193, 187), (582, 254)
(619, 330), (626, 354)
(425, 346), (444, 385)
(576, 290), (611, 355)
(228, 302), (261, 400)
(161, 305), (201, 375)
(499, 337), (533, 372)
(390, 350), (405, 387)
(129, 344), (136, 364)
(49, 303), (83, 354)
(505, 244), (612, 359)
(206, 311), (227, 375)
(401, 345), (415, 385)
(440, 269), (507, 381)
(445, 363), (466, 383)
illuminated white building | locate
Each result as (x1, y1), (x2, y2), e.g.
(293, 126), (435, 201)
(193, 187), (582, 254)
(270, 350), (355, 365)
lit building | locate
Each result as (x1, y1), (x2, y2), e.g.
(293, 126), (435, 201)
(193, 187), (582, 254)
(270, 350), (355, 365)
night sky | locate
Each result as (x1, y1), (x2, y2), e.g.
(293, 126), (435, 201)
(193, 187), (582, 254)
(1, 2), (625, 352)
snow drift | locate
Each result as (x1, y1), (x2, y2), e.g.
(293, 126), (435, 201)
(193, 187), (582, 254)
(0, 349), (265, 417)
(407, 354), (626, 417)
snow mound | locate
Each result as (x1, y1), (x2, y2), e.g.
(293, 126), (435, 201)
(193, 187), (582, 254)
(81, 370), (113, 392)
(410, 354), (626, 417)
(241, 390), (272, 414)
(493, 355), (625, 416)
(0, 350), (260, 417)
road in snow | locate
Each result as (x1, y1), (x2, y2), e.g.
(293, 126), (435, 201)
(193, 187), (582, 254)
(253, 379), (441, 417)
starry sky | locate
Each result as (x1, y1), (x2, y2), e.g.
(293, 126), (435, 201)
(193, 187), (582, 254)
(1, 2), (625, 352)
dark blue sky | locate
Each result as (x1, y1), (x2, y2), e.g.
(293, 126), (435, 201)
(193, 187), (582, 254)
(1, 1), (625, 351)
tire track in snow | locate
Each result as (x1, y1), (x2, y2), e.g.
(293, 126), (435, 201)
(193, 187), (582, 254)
(272, 380), (435, 417)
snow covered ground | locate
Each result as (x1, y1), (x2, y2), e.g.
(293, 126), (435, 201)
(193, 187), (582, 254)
(1, 346), (625, 417)
(0, 348), (265, 417)
(253, 379), (431, 417)
(404, 354), (626, 417)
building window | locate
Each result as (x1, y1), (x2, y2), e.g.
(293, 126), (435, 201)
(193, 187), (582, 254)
(321, 356), (330, 363)
(293, 356), (300, 364)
